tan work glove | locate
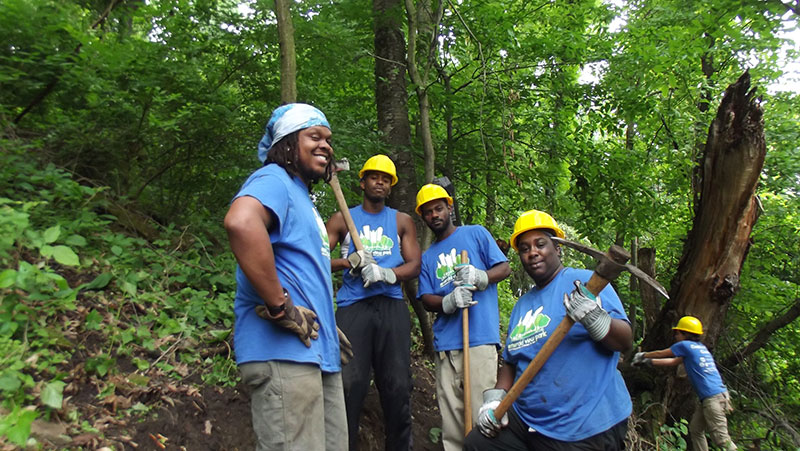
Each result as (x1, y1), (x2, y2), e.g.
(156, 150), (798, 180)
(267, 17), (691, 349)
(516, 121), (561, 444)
(337, 327), (354, 365)
(256, 290), (320, 347)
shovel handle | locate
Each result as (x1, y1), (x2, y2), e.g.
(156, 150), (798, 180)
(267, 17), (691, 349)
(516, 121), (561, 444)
(329, 172), (364, 251)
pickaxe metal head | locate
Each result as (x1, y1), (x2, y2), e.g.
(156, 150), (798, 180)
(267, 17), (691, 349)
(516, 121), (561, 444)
(432, 175), (454, 196)
(333, 158), (350, 173)
(550, 236), (669, 299)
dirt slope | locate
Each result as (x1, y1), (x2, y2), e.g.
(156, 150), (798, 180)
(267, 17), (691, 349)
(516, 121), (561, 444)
(97, 357), (444, 450)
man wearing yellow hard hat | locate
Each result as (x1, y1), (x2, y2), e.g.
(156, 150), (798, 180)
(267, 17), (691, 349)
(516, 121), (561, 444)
(465, 209), (632, 451)
(326, 154), (421, 451)
(415, 183), (511, 451)
(633, 316), (737, 451)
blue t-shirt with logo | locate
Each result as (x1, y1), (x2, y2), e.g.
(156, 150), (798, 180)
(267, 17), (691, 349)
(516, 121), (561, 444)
(418, 225), (508, 351)
(231, 164), (340, 373)
(336, 205), (404, 306)
(671, 340), (726, 400)
(503, 267), (631, 441)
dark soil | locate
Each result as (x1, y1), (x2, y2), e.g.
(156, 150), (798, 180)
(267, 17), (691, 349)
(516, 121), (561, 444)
(22, 283), (443, 450)
(94, 356), (444, 450)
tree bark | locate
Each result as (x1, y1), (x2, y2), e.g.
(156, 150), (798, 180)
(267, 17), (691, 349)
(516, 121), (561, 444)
(637, 247), (661, 333)
(641, 70), (766, 420)
(274, 0), (297, 104)
(403, 0), (441, 184)
(373, 0), (434, 355)
(404, 0), (442, 250)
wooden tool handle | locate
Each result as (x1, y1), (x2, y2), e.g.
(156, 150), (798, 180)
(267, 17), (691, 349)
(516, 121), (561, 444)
(493, 252), (628, 420)
(329, 172), (364, 251)
(461, 250), (472, 435)
(493, 316), (574, 419)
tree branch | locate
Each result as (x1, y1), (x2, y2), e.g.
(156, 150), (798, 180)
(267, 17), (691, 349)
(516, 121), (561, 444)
(722, 298), (800, 369)
(14, 0), (124, 124)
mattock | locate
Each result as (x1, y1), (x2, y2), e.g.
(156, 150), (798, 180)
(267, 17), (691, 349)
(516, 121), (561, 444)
(328, 158), (364, 251)
(492, 238), (668, 420)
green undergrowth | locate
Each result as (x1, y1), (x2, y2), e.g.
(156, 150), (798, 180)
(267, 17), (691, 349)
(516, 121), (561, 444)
(0, 143), (237, 447)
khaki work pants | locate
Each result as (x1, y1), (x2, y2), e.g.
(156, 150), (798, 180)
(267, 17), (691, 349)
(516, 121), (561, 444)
(690, 391), (737, 451)
(240, 361), (348, 451)
(435, 345), (498, 451)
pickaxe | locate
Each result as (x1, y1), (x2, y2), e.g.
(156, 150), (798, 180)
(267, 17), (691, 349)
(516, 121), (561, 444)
(328, 159), (364, 252)
(492, 238), (668, 421)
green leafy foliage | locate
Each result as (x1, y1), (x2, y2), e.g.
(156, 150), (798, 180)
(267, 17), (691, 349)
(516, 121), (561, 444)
(657, 418), (688, 451)
(0, 145), (237, 444)
(0, 0), (798, 446)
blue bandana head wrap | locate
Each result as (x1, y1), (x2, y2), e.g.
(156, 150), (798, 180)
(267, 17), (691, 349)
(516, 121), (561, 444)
(257, 103), (331, 163)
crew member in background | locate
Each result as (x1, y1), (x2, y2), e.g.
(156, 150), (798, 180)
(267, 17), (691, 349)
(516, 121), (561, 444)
(415, 183), (511, 451)
(326, 154), (421, 451)
(465, 209), (632, 451)
(225, 103), (350, 451)
(633, 316), (737, 451)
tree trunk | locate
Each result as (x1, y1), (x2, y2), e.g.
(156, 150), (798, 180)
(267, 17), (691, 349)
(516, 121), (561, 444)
(403, 0), (441, 184)
(373, 0), (434, 355)
(642, 70), (765, 421)
(274, 0), (297, 104)
(404, 0), (443, 250)
(637, 247), (661, 334)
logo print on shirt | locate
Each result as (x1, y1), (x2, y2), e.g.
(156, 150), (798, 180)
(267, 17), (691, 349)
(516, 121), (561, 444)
(435, 248), (468, 288)
(313, 208), (330, 259)
(507, 306), (551, 351)
(358, 225), (395, 257)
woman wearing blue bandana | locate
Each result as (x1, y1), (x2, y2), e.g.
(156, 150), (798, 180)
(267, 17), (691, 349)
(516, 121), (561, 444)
(225, 103), (350, 450)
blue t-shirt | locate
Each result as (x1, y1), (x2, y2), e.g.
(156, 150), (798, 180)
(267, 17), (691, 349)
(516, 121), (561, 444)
(503, 267), (632, 442)
(671, 340), (726, 400)
(336, 205), (404, 306)
(231, 164), (340, 373)
(418, 225), (508, 351)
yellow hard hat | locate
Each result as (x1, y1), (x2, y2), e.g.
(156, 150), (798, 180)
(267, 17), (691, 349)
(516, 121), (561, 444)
(359, 154), (398, 186)
(673, 316), (703, 335)
(415, 184), (453, 215)
(510, 210), (566, 251)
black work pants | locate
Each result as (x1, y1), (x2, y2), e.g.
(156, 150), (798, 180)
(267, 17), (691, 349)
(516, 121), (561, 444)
(336, 295), (412, 451)
(464, 408), (628, 451)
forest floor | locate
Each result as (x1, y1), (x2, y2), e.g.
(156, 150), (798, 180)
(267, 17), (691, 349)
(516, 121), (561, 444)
(21, 347), (444, 450)
(119, 357), (444, 451)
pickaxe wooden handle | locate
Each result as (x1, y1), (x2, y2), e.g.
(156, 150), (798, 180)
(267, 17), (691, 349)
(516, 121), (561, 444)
(461, 250), (472, 435)
(493, 242), (667, 420)
(328, 167), (364, 251)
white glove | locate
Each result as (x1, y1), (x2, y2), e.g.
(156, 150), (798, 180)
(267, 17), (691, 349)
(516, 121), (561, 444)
(477, 389), (508, 438)
(631, 352), (653, 367)
(347, 249), (376, 276)
(563, 280), (611, 342)
(454, 264), (489, 291)
(441, 286), (476, 314)
(361, 263), (397, 288)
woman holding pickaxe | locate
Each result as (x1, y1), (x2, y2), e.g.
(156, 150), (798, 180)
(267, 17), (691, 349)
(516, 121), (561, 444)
(464, 210), (633, 451)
